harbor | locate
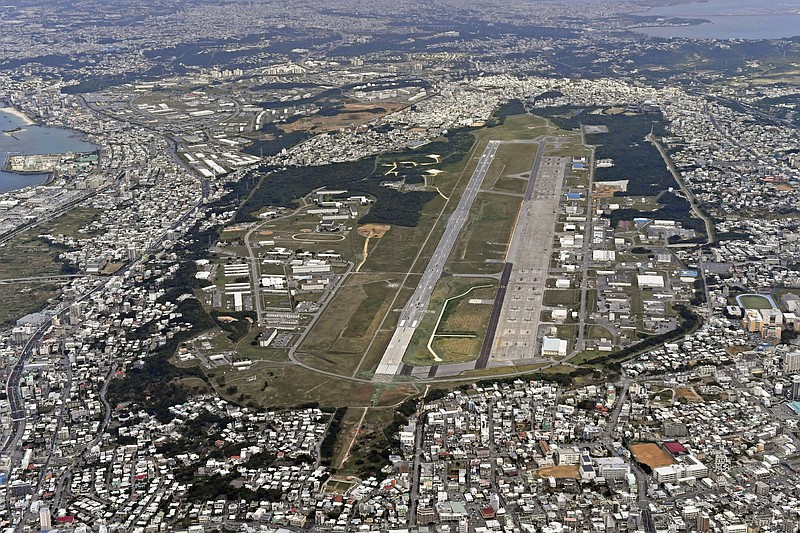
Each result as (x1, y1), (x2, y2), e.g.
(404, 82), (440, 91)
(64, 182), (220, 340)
(0, 105), (98, 192)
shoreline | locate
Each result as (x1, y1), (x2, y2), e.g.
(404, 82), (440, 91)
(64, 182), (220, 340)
(1, 167), (52, 176)
(0, 105), (36, 126)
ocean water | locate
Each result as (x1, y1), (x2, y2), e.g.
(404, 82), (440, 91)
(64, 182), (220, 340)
(0, 106), (98, 193)
(633, 0), (800, 40)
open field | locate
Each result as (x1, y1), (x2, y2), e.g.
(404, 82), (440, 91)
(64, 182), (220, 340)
(173, 322), (421, 477)
(674, 387), (704, 403)
(360, 215), (444, 273)
(483, 142), (536, 195)
(0, 283), (60, 330)
(0, 234), (67, 280)
(0, 205), (100, 326)
(486, 114), (555, 141)
(430, 283), (499, 363)
(548, 136), (590, 159)
(279, 103), (407, 134)
(354, 283), (420, 377)
(630, 443), (674, 469)
(533, 465), (580, 479)
(404, 277), (498, 366)
(323, 478), (358, 495)
(586, 324), (614, 341)
(447, 192), (521, 275)
(45, 207), (101, 238)
(568, 350), (607, 366)
(543, 289), (581, 307)
(299, 274), (419, 376)
(214, 362), (377, 410)
(374, 384), (420, 406)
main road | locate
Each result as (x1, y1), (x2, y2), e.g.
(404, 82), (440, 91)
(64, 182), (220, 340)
(374, 140), (501, 377)
(573, 134), (596, 354)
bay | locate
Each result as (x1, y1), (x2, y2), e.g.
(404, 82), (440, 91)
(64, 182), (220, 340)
(0, 105), (98, 194)
(632, 0), (800, 40)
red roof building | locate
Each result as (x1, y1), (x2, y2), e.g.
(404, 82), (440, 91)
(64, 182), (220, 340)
(480, 507), (496, 519)
(664, 441), (688, 456)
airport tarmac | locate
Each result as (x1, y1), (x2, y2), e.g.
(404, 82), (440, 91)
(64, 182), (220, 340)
(491, 150), (570, 360)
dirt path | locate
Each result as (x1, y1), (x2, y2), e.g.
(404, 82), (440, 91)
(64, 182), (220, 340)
(338, 407), (368, 468)
(356, 236), (371, 273)
(355, 224), (390, 273)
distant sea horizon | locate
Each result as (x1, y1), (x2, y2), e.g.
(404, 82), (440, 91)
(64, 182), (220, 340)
(631, 0), (800, 40)
(0, 104), (97, 194)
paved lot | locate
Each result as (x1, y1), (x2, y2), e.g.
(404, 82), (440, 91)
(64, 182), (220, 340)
(491, 152), (569, 360)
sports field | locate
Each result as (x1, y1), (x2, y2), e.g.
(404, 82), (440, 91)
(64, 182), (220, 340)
(630, 443), (674, 468)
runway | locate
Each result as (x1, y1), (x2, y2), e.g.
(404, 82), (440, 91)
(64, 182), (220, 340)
(374, 141), (501, 377)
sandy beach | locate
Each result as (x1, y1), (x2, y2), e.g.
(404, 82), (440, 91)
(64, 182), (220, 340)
(0, 105), (35, 126)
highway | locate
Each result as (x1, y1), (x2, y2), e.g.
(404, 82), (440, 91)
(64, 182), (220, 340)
(573, 136), (596, 354)
(374, 140), (501, 376)
(0, 274), (85, 285)
(1, 326), (45, 451)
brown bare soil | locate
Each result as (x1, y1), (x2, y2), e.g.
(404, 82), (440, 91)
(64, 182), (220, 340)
(278, 103), (406, 134)
(630, 443), (674, 469)
(357, 224), (391, 239)
(534, 465), (580, 479)
(675, 387), (703, 403)
(594, 183), (626, 198)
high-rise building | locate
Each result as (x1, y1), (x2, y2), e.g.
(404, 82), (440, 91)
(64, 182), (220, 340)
(784, 351), (800, 374)
(714, 451), (730, 473)
(417, 506), (436, 525)
(697, 513), (710, 533)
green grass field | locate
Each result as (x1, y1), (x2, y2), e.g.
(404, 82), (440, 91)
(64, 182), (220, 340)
(299, 273), (417, 376)
(46, 207), (101, 238)
(193, 354), (376, 410)
(404, 277), (498, 366)
(543, 289), (580, 307)
(0, 205), (102, 327)
(0, 283), (60, 330)
(738, 294), (775, 310)
(483, 142), (536, 195)
(447, 192), (521, 275)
